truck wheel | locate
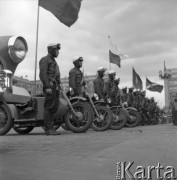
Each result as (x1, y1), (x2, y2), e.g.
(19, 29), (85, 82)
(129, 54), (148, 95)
(13, 126), (34, 134)
(0, 103), (13, 135)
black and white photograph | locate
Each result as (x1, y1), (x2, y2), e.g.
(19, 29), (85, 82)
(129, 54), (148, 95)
(0, 0), (177, 179)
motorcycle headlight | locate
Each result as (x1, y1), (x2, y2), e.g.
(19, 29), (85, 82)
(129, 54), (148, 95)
(69, 87), (74, 96)
(122, 102), (128, 107)
(93, 93), (99, 101)
(107, 98), (111, 104)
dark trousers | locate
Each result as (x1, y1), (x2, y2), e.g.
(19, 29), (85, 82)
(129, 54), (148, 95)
(43, 85), (59, 130)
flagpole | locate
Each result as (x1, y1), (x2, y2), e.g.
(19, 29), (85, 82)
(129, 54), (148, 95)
(109, 62), (111, 70)
(33, 0), (40, 96)
(108, 35), (111, 70)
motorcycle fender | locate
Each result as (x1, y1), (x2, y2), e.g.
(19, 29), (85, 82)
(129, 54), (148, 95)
(7, 104), (19, 119)
(126, 107), (137, 111)
(69, 97), (87, 103)
(110, 106), (122, 109)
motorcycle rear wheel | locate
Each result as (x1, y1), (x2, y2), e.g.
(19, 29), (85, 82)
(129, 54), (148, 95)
(92, 106), (113, 131)
(64, 101), (93, 133)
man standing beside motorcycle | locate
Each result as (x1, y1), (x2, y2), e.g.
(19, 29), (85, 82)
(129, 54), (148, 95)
(103, 70), (117, 105)
(69, 56), (84, 96)
(114, 76), (121, 105)
(39, 43), (61, 135)
(93, 67), (107, 99)
(127, 87), (135, 107)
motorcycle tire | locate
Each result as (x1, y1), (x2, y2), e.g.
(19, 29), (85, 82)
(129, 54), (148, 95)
(92, 106), (113, 131)
(13, 126), (34, 134)
(0, 103), (13, 135)
(126, 110), (140, 127)
(64, 101), (93, 133)
(110, 107), (127, 130)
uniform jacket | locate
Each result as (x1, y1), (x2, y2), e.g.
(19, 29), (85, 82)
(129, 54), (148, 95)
(103, 78), (116, 98)
(69, 67), (83, 95)
(93, 76), (105, 98)
(39, 54), (60, 89)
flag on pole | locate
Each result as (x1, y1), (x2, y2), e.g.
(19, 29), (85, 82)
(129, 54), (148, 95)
(108, 36), (128, 68)
(146, 77), (163, 93)
(133, 67), (143, 90)
(39, 0), (82, 27)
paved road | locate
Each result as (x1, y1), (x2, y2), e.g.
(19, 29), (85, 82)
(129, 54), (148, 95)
(0, 124), (177, 180)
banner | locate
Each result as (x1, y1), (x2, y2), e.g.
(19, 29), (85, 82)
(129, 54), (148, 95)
(39, 0), (82, 27)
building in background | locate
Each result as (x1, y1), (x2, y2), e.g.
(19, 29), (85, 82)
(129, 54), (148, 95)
(168, 68), (177, 106)
(13, 74), (106, 96)
(159, 67), (177, 108)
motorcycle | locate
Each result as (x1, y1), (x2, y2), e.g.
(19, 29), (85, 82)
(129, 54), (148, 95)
(0, 71), (93, 135)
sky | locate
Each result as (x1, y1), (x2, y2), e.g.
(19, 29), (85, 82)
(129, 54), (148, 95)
(0, 0), (177, 107)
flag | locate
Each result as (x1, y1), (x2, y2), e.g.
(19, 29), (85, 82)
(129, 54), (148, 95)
(146, 78), (163, 93)
(133, 68), (143, 90)
(108, 36), (128, 68)
(39, 0), (82, 27)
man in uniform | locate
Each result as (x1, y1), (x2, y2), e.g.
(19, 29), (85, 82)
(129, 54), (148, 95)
(93, 67), (107, 99)
(114, 76), (121, 105)
(121, 87), (128, 104)
(103, 70), (117, 105)
(127, 87), (135, 107)
(39, 43), (61, 135)
(69, 56), (84, 96)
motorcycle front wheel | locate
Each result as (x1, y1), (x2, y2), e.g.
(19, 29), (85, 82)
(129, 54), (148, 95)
(92, 106), (113, 131)
(110, 107), (127, 130)
(126, 110), (140, 127)
(64, 101), (93, 133)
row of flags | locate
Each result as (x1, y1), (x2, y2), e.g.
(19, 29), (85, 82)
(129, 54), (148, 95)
(38, 0), (163, 94)
(133, 68), (163, 93)
(108, 38), (163, 93)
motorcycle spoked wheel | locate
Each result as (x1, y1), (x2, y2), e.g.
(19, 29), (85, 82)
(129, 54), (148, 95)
(126, 110), (140, 127)
(13, 126), (34, 134)
(0, 103), (13, 135)
(110, 107), (127, 130)
(64, 101), (93, 133)
(92, 106), (113, 131)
